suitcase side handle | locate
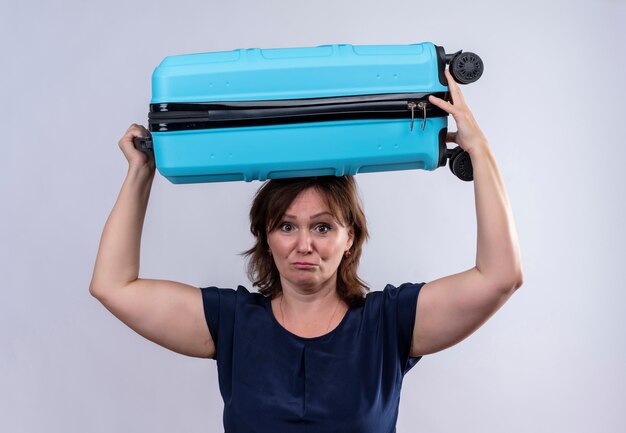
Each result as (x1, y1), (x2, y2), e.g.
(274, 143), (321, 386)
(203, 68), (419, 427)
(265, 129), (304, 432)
(133, 136), (153, 153)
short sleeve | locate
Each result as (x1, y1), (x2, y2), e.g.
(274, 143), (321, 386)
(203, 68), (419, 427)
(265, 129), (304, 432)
(381, 282), (425, 373)
(200, 286), (237, 360)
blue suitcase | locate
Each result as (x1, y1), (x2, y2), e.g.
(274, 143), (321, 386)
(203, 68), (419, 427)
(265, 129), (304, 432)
(135, 42), (483, 183)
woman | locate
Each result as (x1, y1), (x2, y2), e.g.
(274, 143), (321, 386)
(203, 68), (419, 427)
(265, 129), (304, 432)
(89, 70), (523, 432)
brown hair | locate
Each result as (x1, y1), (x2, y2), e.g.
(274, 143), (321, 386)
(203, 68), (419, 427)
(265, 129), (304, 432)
(243, 176), (369, 307)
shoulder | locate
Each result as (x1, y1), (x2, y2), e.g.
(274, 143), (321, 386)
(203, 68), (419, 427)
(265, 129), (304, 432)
(358, 283), (425, 327)
(200, 286), (269, 308)
(200, 285), (269, 343)
(201, 285), (263, 300)
(200, 285), (267, 313)
(364, 282), (425, 306)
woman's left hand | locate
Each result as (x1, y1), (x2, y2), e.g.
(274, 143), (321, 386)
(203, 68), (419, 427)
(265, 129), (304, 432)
(428, 69), (489, 156)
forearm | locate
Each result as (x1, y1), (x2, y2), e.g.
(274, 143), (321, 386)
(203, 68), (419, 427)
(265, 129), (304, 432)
(469, 143), (522, 289)
(90, 166), (155, 296)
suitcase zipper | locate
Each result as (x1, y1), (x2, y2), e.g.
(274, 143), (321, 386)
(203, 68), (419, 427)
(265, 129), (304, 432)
(408, 101), (428, 132)
(148, 93), (446, 132)
(408, 101), (417, 131)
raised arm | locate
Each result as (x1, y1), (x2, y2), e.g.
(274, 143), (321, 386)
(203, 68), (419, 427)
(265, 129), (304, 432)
(89, 124), (215, 359)
(410, 70), (523, 357)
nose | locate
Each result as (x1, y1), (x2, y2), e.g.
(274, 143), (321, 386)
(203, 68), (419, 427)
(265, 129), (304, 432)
(295, 230), (313, 254)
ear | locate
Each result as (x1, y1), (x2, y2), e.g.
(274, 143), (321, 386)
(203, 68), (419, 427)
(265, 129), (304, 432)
(346, 227), (355, 250)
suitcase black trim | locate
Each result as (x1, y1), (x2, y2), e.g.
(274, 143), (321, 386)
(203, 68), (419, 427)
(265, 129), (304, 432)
(438, 127), (448, 168)
(435, 45), (448, 87)
(148, 92), (448, 132)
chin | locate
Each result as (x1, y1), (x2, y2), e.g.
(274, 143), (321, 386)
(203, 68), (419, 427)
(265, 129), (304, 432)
(284, 275), (322, 290)
(292, 278), (320, 288)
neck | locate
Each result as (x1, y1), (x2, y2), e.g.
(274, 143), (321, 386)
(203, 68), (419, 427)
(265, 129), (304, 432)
(275, 283), (347, 337)
(281, 279), (338, 304)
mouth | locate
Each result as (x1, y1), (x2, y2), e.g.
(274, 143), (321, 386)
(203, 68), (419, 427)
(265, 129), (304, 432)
(292, 262), (318, 269)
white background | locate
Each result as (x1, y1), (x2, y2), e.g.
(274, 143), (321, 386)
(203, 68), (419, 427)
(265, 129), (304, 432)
(1, 0), (625, 432)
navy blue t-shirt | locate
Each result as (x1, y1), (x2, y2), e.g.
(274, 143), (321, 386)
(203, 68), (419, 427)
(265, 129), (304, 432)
(201, 283), (424, 433)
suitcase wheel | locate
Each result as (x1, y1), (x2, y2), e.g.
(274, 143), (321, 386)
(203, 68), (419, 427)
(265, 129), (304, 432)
(449, 52), (484, 84)
(448, 147), (474, 181)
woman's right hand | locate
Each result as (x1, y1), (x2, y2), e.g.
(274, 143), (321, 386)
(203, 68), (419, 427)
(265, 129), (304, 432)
(118, 123), (155, 172)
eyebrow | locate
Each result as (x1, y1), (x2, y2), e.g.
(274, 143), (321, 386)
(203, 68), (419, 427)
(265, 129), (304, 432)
(283, 211), (334, 220)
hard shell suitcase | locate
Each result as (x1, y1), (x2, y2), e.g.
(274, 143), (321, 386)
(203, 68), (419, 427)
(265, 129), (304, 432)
(135, 42), (483, 183)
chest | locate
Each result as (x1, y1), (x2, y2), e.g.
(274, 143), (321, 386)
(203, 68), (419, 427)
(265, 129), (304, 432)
(223, 309), (402, 423)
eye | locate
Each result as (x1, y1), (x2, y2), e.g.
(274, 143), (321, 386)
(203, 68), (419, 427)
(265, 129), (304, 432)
(313, 223), (331, 235)
(279, 222), (295, 233)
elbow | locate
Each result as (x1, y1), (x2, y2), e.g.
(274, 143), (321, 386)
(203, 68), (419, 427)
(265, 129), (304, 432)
(502, 267), (524, 295)
(511, 257), (524, 291)
(89, 278), (114, 301)
(507, 271), (523, 294)
(514, 269), (524, 291)
(483, 266), (523, 297)
(89, 282), (116, 307)
(89, 278), (135, 302)
(491, 254), (524, 294)
(89, 280), (104, 299)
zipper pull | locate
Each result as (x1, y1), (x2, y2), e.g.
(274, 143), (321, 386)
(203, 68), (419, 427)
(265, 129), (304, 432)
(408, 101), (416, 132)
(417, 101), (427, 131)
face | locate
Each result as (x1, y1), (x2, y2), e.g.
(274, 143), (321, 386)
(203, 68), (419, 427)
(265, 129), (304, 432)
(267, 187), (354, 293)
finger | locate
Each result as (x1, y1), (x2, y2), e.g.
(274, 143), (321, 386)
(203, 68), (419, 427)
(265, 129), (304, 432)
(137, 124), (151, 137)
(118, 125), (146, 154)
(120, 124), (150, 147)
(123, 123), (149, 139)
(445, 69), (467, 106)
(428, 94), (454, 114)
